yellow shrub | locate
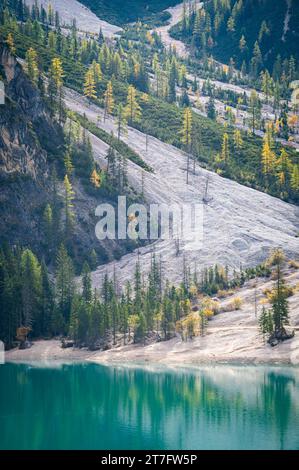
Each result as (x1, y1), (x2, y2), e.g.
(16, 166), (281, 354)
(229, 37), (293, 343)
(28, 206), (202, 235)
(224, 297), (243, 312)
(232, 297), (243, 310)
(202, 297), (220, 315)
(217, 289), (235, 299)
(289, 260), (299, 269)
(202, 308), (214, 319)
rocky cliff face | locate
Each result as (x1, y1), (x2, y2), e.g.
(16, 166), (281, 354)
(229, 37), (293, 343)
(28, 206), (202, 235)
(0, 44), (64, 251)
(0, 46), (62, 176)
(0, 44), (135, 266)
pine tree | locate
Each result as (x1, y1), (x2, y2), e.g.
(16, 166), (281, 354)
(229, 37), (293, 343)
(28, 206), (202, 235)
(135, 313), (146, 344)
(82, 262), (92, 302)
(207, 95), (216, 120)
(56, 244), (75, 329)
(168, 60), (177, 103)
(261, 70), (274, 104)
(259, 306), (273, 343)
(43, 203), (54, 249)
(269, 250), (290, 338)
(250, 41), (263, 77)
(63, 174), (75, 238)
(40, 261), (54, 337)
(115, 103), (127, 141)
(239, 35), (246, 52)
(21, 249), (42, 332)
(64, 147), (74, 176)
(161, 295), (175, 340)
(249, 91), (260, 134)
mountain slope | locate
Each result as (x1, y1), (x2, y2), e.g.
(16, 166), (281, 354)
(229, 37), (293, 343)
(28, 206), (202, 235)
(0, 44), (63, 251)
(170, 0), (299, 74)
(24, 0), (121, 37)
(64, 88), (299, 287)
(0, 44), (135, 266)
(79, 0), (180, 25)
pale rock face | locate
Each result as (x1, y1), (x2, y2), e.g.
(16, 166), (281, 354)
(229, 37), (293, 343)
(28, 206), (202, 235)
(24, 0), (122, 37)
(64, 88), (299, 288)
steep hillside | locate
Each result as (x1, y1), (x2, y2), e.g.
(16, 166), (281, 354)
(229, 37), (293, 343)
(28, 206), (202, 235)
(64, 88), (299, 287)
(0, 44), (63, 252)
(170, 0), (299, 75)
(0, 44), (135, 267)
(79, 0), (180, 25)
(24, 0), (121, 37)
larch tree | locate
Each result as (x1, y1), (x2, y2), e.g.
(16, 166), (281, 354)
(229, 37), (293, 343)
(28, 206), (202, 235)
(290, 165), (299, 194)
(180, 107), (193, 183)
(90, 60), (102, 85)
(25, 48), (39, 84)
(90, 169), (101, 188)
(104, 80), (114, 122)
(48, 57), (64, 120)
(233, 129), (243, 165)
(84, 69), (97, 102)
(124, 85), (142, 125)
(6, 33), (16, 54)
(261, 138), (275, 180)
(276, 148), (290, 192)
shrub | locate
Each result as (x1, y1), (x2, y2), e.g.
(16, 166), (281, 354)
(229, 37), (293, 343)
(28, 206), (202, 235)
(222, 296), (243, 312)
(289, 260), (299, 269)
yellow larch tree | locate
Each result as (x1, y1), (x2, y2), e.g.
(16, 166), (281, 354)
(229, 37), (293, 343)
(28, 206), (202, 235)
(104, 80), (114, 121)
(90, 60), (102, 85)
(261, 137), (275, 177)
(291, 165), (299, 194)
(25, 48), (39, 84)
(6, 33), (16, 54)
(84, 69), (97, 102)
(124, 85), (142, 125)
(221, 132), (230, 163)
(90, 169), (101, 188)
(180, 107), (193, 183)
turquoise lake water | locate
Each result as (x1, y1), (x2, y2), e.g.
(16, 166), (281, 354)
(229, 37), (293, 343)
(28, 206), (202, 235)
(0, 363), (299, 450)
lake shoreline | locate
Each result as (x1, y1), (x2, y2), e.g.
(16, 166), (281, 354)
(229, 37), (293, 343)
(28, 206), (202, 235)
(5, 337), (299, 367)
